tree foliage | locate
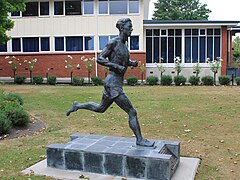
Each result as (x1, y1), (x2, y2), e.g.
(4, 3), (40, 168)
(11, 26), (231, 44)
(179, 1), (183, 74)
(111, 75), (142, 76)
(153, 0), (211, 20)
(0, 0), (26, 45)
(232, 36), (240, 61)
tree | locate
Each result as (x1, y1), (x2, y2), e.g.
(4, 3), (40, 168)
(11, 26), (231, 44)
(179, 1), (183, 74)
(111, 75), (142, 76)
(153, 0), (211, 20)
(0, 0), (26, 45)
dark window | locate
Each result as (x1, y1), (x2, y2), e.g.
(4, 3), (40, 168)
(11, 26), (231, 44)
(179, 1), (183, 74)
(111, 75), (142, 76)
(153, 37), (159, 63)
(85, 36), (94, 50)
(175, 37), (181, 58)
(214, 37), (221, 59)
(129, 0), (139, 13)
(185, 29), (191, 35)
(214, 29), (221, 35)
(161, 30), (167, 36)
(66, 36), (83, 51)
(175, 29), (182, 36)
(41, 37), (50, 51)
(153, 29), (160, 36)
(23, 37), (39, 52)
(161, 37), (167, 63)
(11, 12), (20, 16)
(185, 37), (191, 63)
(192, 29), (198, 35)
(109, 0), (127, 14)
(192, 37), (198, 63)
(12, 38), (21, 52)
(99, 36), (108, 50)
(207, 29), (213, 35)
(99, 0), (108, 14)
(83, 0), (94, 14)
(130, 36), (139, 50)
(22, 2), (38, 16)
(200, 29), (205, 35)
(40, 2), (49, 16)
(168, 37), (174, 63)
(200, 37), (206, 63)
(54, 1), (64, 15)
(207, 37), (213, 60)
(168, 29), (174, 36)
(146, 29), (152, 36)
(0, 44), (7, 52)
(55, 37), (64, 51)
(146, 37), (152, 63)
(66, 1), (82, 15)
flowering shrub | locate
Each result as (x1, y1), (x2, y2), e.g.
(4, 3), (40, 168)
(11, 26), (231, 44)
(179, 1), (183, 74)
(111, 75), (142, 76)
(207, 57), (222, 85)
(174, 57), (183, 76)
(65, 55), (80, 84)
(5, 56), (21, 79)
(155, 58), (166, 82)
(82, 56), (95, 83)
(24, 58), (38, 83)
(138, 61), (146, 84)
(193, 63), (201, 77)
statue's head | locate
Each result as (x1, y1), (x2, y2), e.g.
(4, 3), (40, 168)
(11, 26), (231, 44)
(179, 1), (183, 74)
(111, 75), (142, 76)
(116, 18), (133, 37)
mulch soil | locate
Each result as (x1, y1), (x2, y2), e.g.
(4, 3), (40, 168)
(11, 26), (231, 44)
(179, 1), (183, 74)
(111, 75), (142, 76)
(0, 115), (46, 140)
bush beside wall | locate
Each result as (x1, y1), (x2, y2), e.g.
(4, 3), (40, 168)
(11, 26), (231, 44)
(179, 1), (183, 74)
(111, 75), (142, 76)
(126, 76), (138, 86)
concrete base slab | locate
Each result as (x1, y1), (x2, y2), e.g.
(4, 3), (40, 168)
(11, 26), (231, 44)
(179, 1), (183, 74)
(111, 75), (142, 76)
(22, 157), (200, 180)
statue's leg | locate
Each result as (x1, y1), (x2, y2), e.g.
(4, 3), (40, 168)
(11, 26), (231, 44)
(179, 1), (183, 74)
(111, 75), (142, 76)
(66, 95), (113, 116)
(114, 94), (154, 147)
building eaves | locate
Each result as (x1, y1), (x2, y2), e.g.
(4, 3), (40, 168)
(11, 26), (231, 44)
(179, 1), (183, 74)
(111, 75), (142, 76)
(143, 20), (240, 27)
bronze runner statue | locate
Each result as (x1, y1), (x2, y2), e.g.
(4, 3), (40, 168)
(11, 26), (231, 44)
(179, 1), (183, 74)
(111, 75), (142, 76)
(66, 18), (154, 147)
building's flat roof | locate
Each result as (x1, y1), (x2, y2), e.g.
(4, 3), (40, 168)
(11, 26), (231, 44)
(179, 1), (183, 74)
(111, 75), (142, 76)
(143, 20), (240, 27)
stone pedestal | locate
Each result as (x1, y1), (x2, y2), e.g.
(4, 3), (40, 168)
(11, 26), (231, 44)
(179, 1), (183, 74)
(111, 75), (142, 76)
(47, 134), (180, 180)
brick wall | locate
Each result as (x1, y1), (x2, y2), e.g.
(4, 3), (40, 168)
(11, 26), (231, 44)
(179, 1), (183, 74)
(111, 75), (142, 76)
(0, 52), (146, 80)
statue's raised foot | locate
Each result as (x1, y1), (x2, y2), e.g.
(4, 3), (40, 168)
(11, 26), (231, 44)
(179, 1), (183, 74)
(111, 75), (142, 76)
(136, 138), (155, 147)
(66, 101), (78, 116)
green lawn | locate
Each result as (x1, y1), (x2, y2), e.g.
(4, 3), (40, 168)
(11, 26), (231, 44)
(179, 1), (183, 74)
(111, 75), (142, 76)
(0, 85), (240, 179)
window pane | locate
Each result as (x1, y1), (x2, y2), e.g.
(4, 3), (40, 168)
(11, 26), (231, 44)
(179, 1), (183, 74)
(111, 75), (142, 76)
(185, 37), (191, 63)
(168, 29), (174, 36)
(200, 29), (205, 36)
(110, 35), (117, 39)
(41, 37), (50, 51)
(185, 29), (191, 36)
(23, 37), (39, 52)
(130, 36), (139, 50)
(175, 29), (182, 36)
(175, 37), (181, 58)
(207, 37), (213, 60)
(214, 29), (221, 35)
(85, 36), (94, 50)
(146, 37), (152, 63)
(99, 36), (108, 50)
(0, 44), (7, 52)
(129, 0), (139, 13)
(40, 2), (49, 15)
(153, 29), (160, 36)
(214, 37), (220, 59)
(109, 0), (127, 14)
(161, 30), (167, 36)
(146, 29), (152, 36)
(11, 12), (20, 16)
(22, 2), (38, 16)
(84, 0), (94, 14)
(66, 1), (82, 15)
(161, 37), (167, 63)
(200, 37), (206, 63)
(55, 37), (64, 51)
(192, 37), (198, 63)
(207, 29), (213, 35)
(168, 37), (174, 63)
(54, 1), (63, 15)
(99, 0), (108, 14)
(12, 38), (21, 52)
(192, 29), (198, 35)
(154, 37), (159, 63)
(66, 36), (83, 51)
